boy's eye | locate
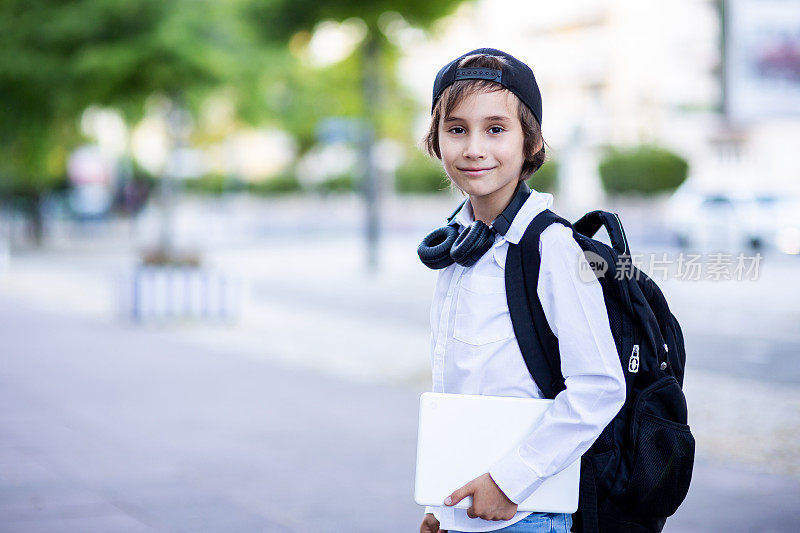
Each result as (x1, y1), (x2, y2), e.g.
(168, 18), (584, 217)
(488, 126), (504, 134)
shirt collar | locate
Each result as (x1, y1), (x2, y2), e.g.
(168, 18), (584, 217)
(453, 197), (475, 229)
(451, 188), (554, 245)
(503, 188), (553, 244)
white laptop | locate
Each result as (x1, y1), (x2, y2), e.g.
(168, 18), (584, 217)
(414, 392), (580, 513)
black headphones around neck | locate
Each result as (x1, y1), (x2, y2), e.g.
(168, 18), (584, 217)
(417, 182), (531, 269)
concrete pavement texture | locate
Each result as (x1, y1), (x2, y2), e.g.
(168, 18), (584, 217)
(0, 297), (423, 532)
(3, 226), (800, 475)
(2, 297), (800, 532)
(2, 194), (800, 531)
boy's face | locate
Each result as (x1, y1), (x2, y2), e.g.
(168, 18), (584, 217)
(438, 88), (526, 204)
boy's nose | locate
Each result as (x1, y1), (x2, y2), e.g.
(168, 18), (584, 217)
(463, 134), (486, 160)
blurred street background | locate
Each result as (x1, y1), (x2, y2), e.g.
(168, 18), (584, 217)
(2, 0), (800, 532)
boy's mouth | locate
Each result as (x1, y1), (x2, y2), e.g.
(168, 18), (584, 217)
(459, 166), (496, 176)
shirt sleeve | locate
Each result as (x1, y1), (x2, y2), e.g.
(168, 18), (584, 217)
(488, 223), (626, 504)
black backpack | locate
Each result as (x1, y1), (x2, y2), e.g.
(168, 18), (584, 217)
(506, 209), (695, 533)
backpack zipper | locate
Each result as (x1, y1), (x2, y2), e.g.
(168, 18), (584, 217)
(628, 344), (640, 373)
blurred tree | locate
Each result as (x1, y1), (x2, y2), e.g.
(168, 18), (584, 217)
(254, 0), (460, 37)
(0, 0), (271, 244)
(395, 152), (448, 194)
(249, 1), (462, 142)
(248, 0), (463, 269)
(0, 0), (466, 249)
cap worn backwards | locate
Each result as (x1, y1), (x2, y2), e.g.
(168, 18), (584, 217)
(431, 47), (542, 127)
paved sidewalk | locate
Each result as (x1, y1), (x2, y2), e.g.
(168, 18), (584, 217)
(3, 228), (800, 477)
(1, 297), (799, 532)
(2, 196), (800, 531)
(0, 297), (421, 532)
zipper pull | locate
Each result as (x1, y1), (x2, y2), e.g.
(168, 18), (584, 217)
(628, 344), (640, 373)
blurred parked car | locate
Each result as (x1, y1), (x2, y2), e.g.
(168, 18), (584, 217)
(68, 183), (113, 220)
(756, 39), (800, 81)
(664, 181), (800, 254)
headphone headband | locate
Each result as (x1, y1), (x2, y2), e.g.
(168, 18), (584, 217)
(418, 181), (531, 269)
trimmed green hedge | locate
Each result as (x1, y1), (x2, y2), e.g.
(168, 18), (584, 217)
(183, 174), (244, 195)
(598, 145), (688, 195)
(185, 173), (304, 196)
(248, 173), (302, 195)
(315, 173), (356, 193)
(526, 161), (557, 193)
(395, 154), (449, 193)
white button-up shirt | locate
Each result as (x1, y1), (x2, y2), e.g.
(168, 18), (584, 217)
(426, 189), (625, 532)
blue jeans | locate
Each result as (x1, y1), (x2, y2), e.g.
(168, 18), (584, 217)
(449, 512), (572, 533)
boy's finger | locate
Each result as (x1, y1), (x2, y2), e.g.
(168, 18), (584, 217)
(444, 482), (472, 506)
(466, 504), (478, 519)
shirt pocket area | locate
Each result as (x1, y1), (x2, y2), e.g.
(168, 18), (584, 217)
(453, 274), (515, 346)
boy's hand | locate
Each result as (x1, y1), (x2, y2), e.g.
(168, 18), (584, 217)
(444, 472), (518, 521)
(420, 512), (445, 533)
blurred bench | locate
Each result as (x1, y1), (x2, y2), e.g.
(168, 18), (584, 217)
(130, 265), (240, 322)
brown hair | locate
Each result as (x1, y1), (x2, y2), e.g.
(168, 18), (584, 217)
(422, 54), (546, 180)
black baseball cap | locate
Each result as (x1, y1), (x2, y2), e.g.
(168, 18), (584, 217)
(431, 47), (542, 127)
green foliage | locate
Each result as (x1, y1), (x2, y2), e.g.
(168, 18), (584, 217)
(0, 0), (268, 194)
(248, 0), (463, 149)
(0, 0), (262, 119)
(183, 174), (244, 195)
(248, 173), (303, 195)
(260, 41), (426, 151)
(250, 0), (461, 42)
(315, 173), (357, 193)
(264, 53), (366, 151)
(0, 0), (466, 200)
(395, 153), (448, 193)
(185, 172), (306, 196)
(526, 161), (557, 193)
(0, 170), (68, 199)
(598, 145), (688, 195)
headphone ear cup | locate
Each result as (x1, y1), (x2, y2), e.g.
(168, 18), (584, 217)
(451, 220), (494, 267)
(417, 225), (460, 269)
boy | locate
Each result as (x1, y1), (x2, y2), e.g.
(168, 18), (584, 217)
(417, 49), (625, 533)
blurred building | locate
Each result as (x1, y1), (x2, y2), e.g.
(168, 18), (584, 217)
(399, 0), (800, 204)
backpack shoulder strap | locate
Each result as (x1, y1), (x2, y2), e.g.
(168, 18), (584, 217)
(511, 209), (605, 533)
(507, 209), (572, 399)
